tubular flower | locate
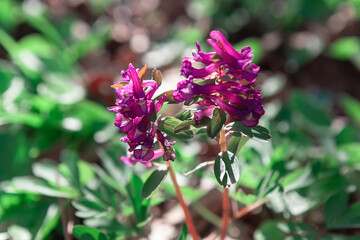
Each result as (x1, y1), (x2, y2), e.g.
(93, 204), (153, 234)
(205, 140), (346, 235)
(108, 64), (171, 166)
(173, 31), (264, 127)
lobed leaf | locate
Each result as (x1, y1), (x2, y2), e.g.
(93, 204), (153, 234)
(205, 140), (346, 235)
(227, 121), (271, 142)
(214, 151), (240, 188)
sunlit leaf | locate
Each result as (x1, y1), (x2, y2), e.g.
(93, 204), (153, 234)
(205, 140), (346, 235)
(73, 226), (110, 240)
(328, 37), (360, 60)
(234, 37), (263, 63)
(7, 225), (32, 240)
(178, 224), (188, 240)
(33, 204), (60, 240)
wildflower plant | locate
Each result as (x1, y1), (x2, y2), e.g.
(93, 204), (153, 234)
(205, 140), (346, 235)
(109, 31), (271, 239)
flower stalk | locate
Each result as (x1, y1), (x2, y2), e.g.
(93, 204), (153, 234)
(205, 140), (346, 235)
(219, 128), (230, 240)
(166, 160), (200, 240)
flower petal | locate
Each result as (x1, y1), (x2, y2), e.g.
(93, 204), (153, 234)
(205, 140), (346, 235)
(128, 64), (145, 99)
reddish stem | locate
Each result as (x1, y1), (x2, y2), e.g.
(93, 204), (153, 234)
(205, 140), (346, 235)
(219, 128), (230, 240)
(220, 188), (230, 240)
(166, 160), (200, 240)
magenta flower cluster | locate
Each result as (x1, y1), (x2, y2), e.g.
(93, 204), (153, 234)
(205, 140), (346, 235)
(173, 31), (264, 127)
(108, 64), (170, 166)
(109, 31), (265, 167)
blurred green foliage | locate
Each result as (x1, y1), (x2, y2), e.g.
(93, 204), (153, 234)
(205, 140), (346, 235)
(0, 0), (360, 239)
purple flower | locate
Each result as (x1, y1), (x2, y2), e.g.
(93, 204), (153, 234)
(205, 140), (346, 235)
(181, 31), (259, 83)
(108, 64), (172, 165)
(174, 31), (264, 127)
(121, 149), (164, 167)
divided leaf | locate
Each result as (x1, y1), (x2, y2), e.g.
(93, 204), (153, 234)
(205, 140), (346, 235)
(227, 122), (271, 142)
(214, 151), (240, 188)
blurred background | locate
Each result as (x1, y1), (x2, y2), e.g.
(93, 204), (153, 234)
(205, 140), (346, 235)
(1, 0), (360, 239)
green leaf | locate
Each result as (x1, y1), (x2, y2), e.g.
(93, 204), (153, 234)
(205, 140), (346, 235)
(72, 200), (107, 219)
(280, 166), (314, 192)
(174, 120), (196, 134)
(227, 122), (271, 142)
(251, 125), (272, 142)
(338, 143), (360, 165)
(32, 160), (69, 186)
(1, 112), (44, 128)
(283, 173), (350, 216)
(0, 129), (30, 180)
(227, 137), (241, 155)
(207, 108), (226, 138)
(60, 150), (81, 190)
(325, 191), (348, 229)
(126, 175), (150, 223)
(24, 14), (66, 49)
(340, 95), (360, 125)
(254, 221), (317, 240)
(292, 91), (332, 127)
(175, 110), (191, 120)
(64, 26), (110, 63)
(72, 226), (110, 240)
(214, 151), (240, 188)
(319, 235), (360, 240)
(178, 224), (188, 240)
(158, 117), (194, 139)
(328, 202), (360, 229)
(8, 225), (32, 240)
(256, 170), (279, 199)
(233, 189), (257, 205)
(328, 37), (360, 60)
(227, 136), (249, 155)
(5, 176), (78, 198)
(234, 37), (263, 63)
(254, 221), (283, 240)
(0, 0), (19, 30)
(18, 34), (56, 58)
(34, 204), (60, 240)
(141, 169), (168, 199)
(0, 28), (42, 81)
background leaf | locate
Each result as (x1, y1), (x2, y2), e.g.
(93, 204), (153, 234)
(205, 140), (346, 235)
(141, 169), (168, 199)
